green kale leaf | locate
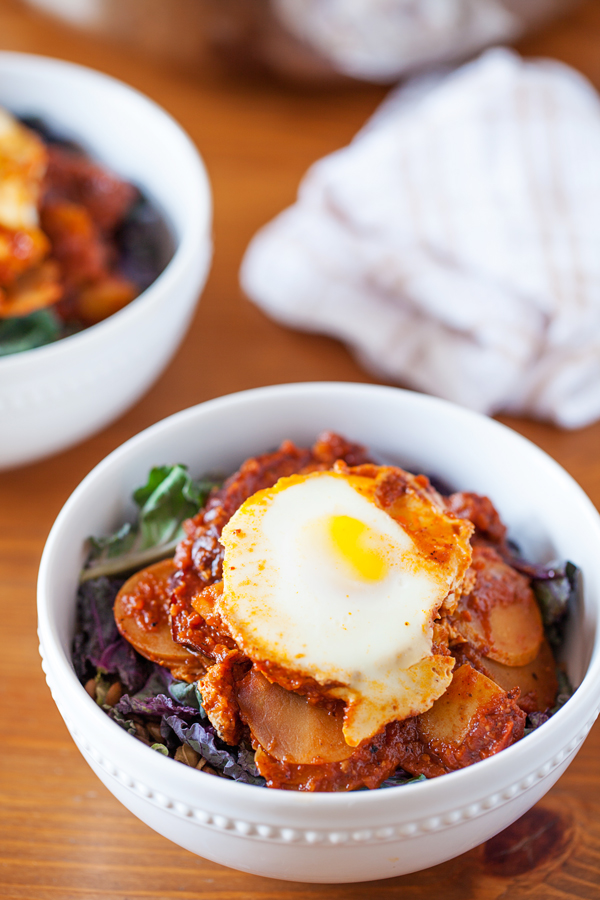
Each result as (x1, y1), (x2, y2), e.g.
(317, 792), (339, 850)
(81, 464), (218, 581)
(0, 309), (61, 356)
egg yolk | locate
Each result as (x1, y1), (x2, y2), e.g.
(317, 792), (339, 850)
(328, 515), (389, 582)
(218, 469), (474, 744)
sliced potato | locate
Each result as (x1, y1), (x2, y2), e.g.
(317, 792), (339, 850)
(417, 664), (525, 769)
(477, 639), (558, 713)
(453, 546), (543, 667)
(237, 669), (353, 765)
(486, 599), (544, 667)
(418, 663), (504, 746)
(114, 559), (206, 677)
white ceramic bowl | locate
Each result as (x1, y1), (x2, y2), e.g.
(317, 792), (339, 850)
(0, 52), (211, 469)
(38, 383), (600, 884)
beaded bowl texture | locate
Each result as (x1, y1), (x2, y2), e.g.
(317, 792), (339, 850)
(38, 383), (600, 883)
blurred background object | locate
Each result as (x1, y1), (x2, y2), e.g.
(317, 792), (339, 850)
(241, 48), (600, 429)
(273, 0), (578, 82)
(22, 0), (580, 84)
(0, 52), (211, 469)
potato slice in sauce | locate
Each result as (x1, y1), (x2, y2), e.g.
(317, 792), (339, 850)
(477, 639), (558, 713)
(453, 546), (543, 667)
(114, 559), (206, 677)
(237, 669), (353, 765)
(417, 664), (525, 769)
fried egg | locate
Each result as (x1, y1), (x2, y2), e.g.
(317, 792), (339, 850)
(0, 106), (47, 231)
(218, 467), (473, 746)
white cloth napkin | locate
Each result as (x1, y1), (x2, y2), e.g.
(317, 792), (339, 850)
(241, 49), (600, 429)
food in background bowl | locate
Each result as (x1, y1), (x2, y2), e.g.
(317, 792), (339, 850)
(0, 52), (211, 470)
(74, 431), (574, 792)
(0, 106), (170, 356)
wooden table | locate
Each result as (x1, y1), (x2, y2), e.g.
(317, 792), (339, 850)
(1, 1), (599, 896)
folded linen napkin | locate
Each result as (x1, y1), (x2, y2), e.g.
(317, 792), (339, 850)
(241, 49), (600, 429)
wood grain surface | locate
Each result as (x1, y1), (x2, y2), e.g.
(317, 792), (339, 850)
(1, 1), (600, 896)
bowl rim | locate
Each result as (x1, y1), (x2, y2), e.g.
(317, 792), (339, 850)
(37, 382), (600, 812)
(0, 50), (212, 370)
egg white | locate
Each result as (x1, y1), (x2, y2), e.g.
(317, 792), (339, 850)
(0, 107), (45, 230)
(219, 470), (468, 745)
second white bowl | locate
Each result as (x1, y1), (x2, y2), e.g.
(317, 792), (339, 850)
(0, 52), (212, 469)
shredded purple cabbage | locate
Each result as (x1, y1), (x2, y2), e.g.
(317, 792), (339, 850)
(379, 771), (427, 788)
(163, 716), (265, 785)
(72, 576), (152, 693)
(113, 690), (199, 721)
(523, 710), (549, 735)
